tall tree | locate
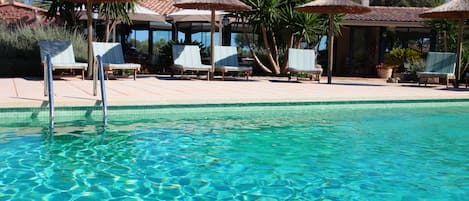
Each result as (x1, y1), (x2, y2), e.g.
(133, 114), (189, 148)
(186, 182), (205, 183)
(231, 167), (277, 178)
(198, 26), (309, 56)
(46, 0), (82, 29)
(45, 0), (136, 35)
(238, 0), (337, 75)
(99, 2), (134, 42)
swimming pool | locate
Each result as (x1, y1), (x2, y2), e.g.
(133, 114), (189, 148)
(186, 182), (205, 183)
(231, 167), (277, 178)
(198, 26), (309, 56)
(0, 100), (468, 200)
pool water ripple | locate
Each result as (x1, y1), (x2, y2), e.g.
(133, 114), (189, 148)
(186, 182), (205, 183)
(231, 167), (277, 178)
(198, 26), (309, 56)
(0, 102), (468, 200)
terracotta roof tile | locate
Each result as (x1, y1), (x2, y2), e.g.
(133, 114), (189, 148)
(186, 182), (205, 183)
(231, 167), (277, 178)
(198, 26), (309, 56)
(346, 6), (429, 23)
(139, 0), (180, 16)
(0, 2), (55, 26)
(137, 2), (429, 24)
(0, 1), (48, 12)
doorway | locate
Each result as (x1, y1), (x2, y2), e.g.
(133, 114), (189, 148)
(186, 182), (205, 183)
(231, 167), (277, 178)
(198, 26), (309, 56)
(349, 27), (378, 76)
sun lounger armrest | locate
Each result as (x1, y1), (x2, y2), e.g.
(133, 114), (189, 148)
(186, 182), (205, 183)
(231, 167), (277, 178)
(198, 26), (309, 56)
(417, 72), (454, 77)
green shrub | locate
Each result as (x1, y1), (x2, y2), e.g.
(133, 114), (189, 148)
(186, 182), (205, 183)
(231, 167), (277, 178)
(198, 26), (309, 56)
(0, 24), (87, 76)
(383, 48), (423, 72)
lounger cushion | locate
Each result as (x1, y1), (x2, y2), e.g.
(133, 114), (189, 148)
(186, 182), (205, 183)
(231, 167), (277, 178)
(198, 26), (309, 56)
(216, 66), (252, 72)
(213, 46), (253, 73)
(171, 64), (211, 71)
(92, 42), (126, 64)
(418, 52), (456, 76)
(214, 46), (239, 66)
(103, 63), (140, 70)
(416, 72), (454, 77)
(288, 48), (322, 73)
(92, 42), (140, 73)
(289, 68), (323, 73)
(172, 45), (211, 71)
(52, 63), (88, 70)
(38, 41), (87, 70)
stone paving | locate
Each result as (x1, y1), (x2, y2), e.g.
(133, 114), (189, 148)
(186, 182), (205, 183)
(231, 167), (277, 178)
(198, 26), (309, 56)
(0, 75), (468, 108)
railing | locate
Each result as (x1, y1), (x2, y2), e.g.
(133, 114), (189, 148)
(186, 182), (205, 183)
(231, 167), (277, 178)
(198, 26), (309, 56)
(43, 55), (107, 129)
(45, 54), (55, 129)
(96, 55), (108, 120)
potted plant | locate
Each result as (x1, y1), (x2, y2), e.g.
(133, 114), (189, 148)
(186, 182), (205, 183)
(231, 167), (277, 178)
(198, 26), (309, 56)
(382, 48), (422, 78)
(376, 63), (396, 78)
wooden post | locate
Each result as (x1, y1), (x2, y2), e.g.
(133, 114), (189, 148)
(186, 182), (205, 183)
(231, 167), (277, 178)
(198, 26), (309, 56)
(210, 9), (215, 80)
(327, 14), (335, 84)
(455, 18), (464, 88)
(86, 1), (98, 95)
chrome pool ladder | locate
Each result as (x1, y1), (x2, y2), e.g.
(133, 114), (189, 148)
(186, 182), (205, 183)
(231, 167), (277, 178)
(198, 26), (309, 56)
(44, 53), (55, 129)
(96, 55), (108, 120)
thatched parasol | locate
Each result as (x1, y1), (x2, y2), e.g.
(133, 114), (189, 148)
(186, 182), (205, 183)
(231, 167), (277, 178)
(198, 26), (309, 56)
(420, 0), (469, 87)
(174, 0), (251, 11)
(296, 0), (371, 84)
(174, 0), (251, 80)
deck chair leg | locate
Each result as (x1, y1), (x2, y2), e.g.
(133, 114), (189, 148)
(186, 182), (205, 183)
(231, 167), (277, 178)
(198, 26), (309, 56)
(82, 69), (85, 80)
(446, 77), (449, 88)
(134, 69), (137, 80)
(287, 72), (291, 81)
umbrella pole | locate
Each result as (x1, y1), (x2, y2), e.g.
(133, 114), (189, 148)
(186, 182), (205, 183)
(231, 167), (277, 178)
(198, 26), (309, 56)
(210, 9), (215, 81)
(327, 14), (334, 84)
(456, 18), (464, 88)
(86, 1), (96, 96)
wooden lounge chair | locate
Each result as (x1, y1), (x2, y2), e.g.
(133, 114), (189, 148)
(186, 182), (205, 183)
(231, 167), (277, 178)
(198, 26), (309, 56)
(213, 46), (252, 80)
(287, 48), (323, 83)
(92, 42), (141, 80)
(38, 41), (87, 80)
(417, 52), (456, 88)
(171, 45), (211, 80)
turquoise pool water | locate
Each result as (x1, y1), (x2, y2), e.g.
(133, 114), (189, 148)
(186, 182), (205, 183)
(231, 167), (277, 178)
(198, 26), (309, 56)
(0, 101), (468, 200)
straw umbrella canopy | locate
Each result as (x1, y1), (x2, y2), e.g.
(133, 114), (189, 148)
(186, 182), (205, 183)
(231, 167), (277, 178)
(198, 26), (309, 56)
(168, 9), (227, 22)
(420, 0), (469, 87)
(174, 0), (251, 80)
(79, 4), (166, 23)
(64, 0), (132, 83)
(296, 0), (371, 84)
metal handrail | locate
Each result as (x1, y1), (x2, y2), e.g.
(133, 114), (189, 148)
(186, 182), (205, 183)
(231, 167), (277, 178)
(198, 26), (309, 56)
(46, 53), (55, 128)
(97, 55), (108, 119)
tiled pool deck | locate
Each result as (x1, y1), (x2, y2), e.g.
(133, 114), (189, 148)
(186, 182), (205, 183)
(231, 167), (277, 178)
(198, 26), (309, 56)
(1, 75), (469, 108)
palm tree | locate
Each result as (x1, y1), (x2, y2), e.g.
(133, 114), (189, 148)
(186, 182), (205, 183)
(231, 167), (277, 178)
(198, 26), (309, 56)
(238, 0), (340, 75)
(99, 2), (134, 42)
(46, 0), (82, 29)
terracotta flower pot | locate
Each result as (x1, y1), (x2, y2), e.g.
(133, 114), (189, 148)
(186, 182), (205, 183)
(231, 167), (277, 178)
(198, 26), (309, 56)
(377, 67), (393, 78)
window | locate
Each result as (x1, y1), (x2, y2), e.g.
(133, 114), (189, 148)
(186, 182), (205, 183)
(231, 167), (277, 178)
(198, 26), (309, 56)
(128, 29), (149, 56)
